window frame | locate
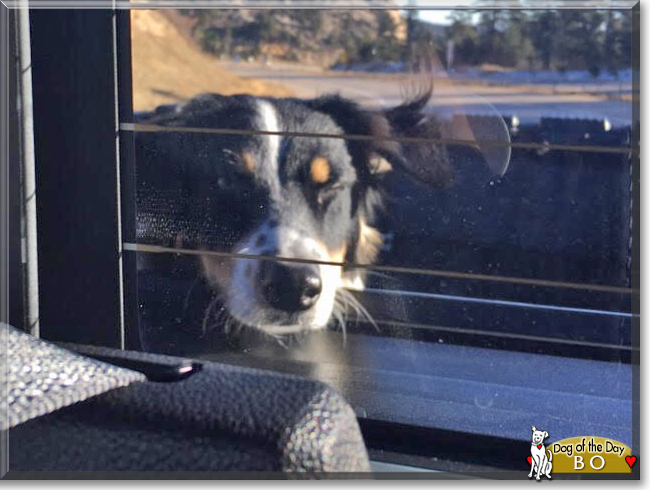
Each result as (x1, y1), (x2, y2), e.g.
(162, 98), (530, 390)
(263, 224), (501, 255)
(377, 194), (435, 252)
(20, 8), (138, 350)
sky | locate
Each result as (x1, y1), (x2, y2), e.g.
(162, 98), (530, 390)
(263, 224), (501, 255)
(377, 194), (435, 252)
(417, 10), (453, 25)
(410, 9), (483, 26)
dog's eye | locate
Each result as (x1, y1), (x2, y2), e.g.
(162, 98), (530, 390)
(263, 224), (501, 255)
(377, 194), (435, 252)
(215, 153), (256, 192)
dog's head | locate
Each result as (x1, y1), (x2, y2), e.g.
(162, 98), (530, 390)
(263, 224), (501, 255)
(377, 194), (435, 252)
(136, 92), (451, 336)
(531, 426), (549, 445)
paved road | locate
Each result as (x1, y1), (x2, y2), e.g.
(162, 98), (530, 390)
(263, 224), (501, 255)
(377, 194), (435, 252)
(223, 62), (633, 127)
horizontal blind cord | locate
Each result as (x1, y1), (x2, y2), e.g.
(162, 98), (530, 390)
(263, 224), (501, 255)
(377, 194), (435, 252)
(123, 242), (637, 295)
(120, 122), (637, 157)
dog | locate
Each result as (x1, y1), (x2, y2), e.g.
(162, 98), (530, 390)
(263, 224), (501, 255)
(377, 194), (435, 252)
(528, 426), (553, 480)
(135, 90), (452, 338)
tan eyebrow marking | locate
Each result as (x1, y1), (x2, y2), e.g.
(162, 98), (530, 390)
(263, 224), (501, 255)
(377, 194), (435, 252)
(329, 245), (347, 264)
(310, 156), (331, 184)
(242, 151), (256, 173)
(355, 217), (383, 265)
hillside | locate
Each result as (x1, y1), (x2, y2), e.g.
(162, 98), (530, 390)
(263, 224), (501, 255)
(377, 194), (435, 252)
(174, 9), (407, 68)
(130, 10), (293, 111)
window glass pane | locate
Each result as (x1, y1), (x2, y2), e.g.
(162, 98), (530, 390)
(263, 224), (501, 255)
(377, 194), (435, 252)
(127, 6), (636, 452)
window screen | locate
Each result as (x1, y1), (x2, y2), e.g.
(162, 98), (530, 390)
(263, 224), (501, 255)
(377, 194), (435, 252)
(121, 5), (637, 468)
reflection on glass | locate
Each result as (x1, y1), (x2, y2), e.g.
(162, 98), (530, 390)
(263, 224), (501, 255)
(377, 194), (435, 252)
(128, 7), (635, 440)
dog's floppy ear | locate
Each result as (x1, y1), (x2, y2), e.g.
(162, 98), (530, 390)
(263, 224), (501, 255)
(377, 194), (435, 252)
(306, 91), (452, 187)
(544, 431), (549, 439)
(383, 88), (453, 187)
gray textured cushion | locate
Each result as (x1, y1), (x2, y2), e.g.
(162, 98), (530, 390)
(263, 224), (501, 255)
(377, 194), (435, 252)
(1, 323), (146, 430)
(6, 332), (370, 473)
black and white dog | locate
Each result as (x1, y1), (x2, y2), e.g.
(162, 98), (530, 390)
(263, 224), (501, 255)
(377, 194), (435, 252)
(135, 91), (452, 337)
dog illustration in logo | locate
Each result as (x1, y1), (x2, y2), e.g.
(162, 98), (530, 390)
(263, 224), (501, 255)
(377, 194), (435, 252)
(528, 426), (553, 480)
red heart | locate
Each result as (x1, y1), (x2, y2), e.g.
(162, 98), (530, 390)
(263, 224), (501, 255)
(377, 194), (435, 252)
(527, 456), (532, 465)
(537, 445), (542, 449)
(625, 456), (637, 468)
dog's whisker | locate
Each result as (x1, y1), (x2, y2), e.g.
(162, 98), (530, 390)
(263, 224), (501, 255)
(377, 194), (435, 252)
(201, 291), (233, 337)
(337, 289), (379, 332)
(201, 296), (219, 337)
(333, 298), (348, 315)
(332, 308), (347, 344)
(223, 313), (232, 335)
(181, 275), (202, 317)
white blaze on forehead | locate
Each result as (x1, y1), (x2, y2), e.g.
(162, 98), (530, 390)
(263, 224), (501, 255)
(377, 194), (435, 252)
(256, 100), (282, 191)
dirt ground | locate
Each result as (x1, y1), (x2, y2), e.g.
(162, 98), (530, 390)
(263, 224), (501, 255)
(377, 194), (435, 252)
(130, 10), (293, 112)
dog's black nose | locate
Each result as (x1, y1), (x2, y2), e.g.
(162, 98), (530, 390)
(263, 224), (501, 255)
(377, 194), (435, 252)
(259, 261), (322, 312)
